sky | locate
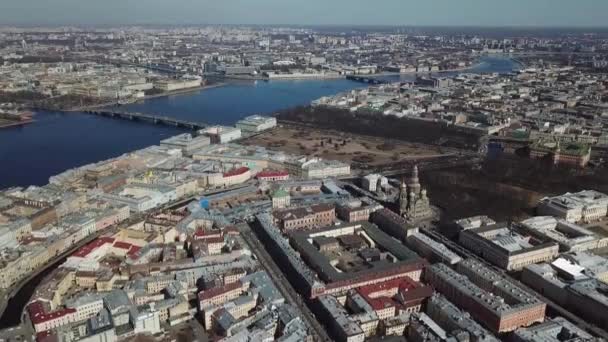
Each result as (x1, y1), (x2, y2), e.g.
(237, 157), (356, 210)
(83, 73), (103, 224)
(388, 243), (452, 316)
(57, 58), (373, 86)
(2, 0), (608, 27)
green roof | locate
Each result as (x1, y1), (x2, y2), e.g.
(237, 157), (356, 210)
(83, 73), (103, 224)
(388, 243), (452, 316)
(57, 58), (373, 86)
(272, 188), (289, 198)
(562, 143), (591, 156)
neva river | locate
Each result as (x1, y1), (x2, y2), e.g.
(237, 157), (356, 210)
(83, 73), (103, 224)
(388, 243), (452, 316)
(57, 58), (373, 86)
(0, 57), (517, 189)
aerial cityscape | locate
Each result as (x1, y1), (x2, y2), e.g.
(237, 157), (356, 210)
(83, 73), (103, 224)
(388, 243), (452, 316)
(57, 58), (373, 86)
(2, 1), (608, 342)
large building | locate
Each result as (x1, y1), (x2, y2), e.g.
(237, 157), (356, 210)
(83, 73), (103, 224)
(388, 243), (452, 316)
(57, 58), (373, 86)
(458, 223), (559, 271)
(538, 190), (608, 223)
(199, 126), (242, 144)
(522, 255), (608, 326)
(370, 208), (419, 242)
(254, 214), (425, 299)
(235, 115), (277, 134)
(361, 174), (388, 193)
(529, 139), (591, 168)
(512, 316), (601, 342)
(317, 276), (432, 342)
(154, 79), (201, 92)
(407, 232), (462, 265)
(519, 216), (608, 252)
(288, 221), (426, 298)
(425, 260), (546, 333)
(272, 203), (335, 231)
(297, 158), (351, 179)
(336, 198), (380, 223)
(160, 133), (210, 156)
(426, 294), (499, 342)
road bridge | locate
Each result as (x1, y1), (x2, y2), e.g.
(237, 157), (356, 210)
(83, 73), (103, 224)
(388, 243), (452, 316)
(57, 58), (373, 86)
(345, 74), (390, 84)
(84, 110), (207, 130)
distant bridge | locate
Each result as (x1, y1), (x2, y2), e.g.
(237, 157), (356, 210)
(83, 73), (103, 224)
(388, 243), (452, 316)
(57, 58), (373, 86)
(84, 110), (207, 130)
(346, 75), (390, 84)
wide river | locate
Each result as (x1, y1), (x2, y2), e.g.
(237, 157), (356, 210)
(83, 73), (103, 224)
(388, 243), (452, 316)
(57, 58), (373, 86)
(0, 57), (517, 189)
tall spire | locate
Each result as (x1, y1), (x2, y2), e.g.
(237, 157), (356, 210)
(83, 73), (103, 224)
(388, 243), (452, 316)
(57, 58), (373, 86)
(408, 164), (421, 195)
(399, 177), (408, 216)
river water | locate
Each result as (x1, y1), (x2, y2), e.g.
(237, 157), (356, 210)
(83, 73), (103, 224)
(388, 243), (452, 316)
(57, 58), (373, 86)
(0, 57), (517, 189)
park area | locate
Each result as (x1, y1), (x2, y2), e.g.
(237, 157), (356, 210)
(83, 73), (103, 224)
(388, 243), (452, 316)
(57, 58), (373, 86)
(241, 124), (454, 168)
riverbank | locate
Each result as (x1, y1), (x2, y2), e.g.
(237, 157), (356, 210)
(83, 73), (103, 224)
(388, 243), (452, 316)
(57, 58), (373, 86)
(62, 82), (227, 112)
(138, 82), (227, 101)
(0, 119), (34, 129)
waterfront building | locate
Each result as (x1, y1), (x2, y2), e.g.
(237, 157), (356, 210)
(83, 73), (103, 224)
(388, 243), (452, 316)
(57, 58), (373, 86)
(154, 79), (201, 91)
(235, 115), (277, 134)
(200, 125), (242, 144)
(160, 133), (210, 156)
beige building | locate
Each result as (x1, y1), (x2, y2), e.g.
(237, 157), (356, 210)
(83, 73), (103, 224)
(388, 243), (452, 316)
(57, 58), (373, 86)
(459, 223), (559, 271)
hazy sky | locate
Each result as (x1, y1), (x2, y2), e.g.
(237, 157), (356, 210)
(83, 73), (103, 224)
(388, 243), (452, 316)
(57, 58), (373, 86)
(2, 0), (607, 27)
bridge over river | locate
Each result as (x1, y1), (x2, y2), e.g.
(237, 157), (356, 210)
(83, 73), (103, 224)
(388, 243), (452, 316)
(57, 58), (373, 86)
(84, 110), (207, 130)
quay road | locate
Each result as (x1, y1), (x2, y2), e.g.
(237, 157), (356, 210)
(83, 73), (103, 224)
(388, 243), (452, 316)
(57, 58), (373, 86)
(238, 224), (332, 342)
(420, 227), (608, 340)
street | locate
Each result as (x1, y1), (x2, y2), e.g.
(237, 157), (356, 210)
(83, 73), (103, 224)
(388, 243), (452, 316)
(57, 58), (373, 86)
(239, 224), (332, 342)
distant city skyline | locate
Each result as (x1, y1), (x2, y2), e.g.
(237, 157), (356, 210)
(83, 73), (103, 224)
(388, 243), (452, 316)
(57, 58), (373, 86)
(2, 0), (608, 28)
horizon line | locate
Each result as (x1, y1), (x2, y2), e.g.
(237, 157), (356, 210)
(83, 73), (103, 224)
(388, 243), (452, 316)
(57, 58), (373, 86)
(2, 23), (608, 30)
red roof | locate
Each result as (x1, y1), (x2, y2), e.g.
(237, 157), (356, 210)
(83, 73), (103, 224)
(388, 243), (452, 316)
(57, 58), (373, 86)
(199, 281), (242, 301)
(223, 167), (250, 178)
(368, 297), (396, 311)
(204, 237), (225, 244)
(36, 330), (55, 342)
(127, 246), (141, 258)
(193, 229), (222, 240)
(256, 170), (289, 178)
(113, 241), (132, 250)
(28, 301), (76, 324)
(71, 237), (115, 258)
(358, 276), (419, 297)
